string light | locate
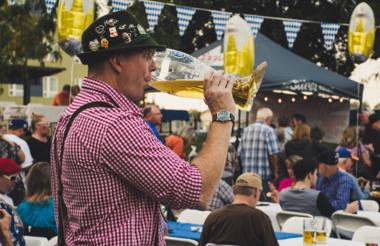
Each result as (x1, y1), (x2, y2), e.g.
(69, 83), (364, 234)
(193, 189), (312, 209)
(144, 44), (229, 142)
(264, 97), (268, 102)
(339, 98), (344, 103)
(328, 98), (333, 103)
(278, 98), (282, 103)
(291, 97), (296, 102)
(303, 95), (308, 100)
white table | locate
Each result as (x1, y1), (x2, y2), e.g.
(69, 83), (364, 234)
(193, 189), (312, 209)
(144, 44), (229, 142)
(256, 202), (282, 231)
(278, 238), (364, 246)
(357, 211), (380, 226)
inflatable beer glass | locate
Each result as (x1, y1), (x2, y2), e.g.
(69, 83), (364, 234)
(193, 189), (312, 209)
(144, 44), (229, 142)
(149, 49), (267, 111)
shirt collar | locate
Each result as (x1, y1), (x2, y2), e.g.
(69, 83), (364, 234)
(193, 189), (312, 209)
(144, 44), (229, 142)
(256, 120), (265, 124)
(81, 77), (142, 116)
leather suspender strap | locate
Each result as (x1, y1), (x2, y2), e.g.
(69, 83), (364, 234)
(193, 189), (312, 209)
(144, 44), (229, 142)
(54, 101), (113, 245)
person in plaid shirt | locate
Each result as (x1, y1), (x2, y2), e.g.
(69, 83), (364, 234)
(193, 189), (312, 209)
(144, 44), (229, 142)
(238, 108), (280, 199)
(51, 11), (236, 245)
(208, 179), (234, 211)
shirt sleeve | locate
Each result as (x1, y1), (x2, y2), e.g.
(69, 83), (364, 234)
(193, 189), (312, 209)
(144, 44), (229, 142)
(220, 180), (234, 204)
(100, 113), (202, 209)
(329, 177), (352, 210)
(316, 192), (336, 218)
(261, 214), (280, 246)
(267, 129), (280, 155)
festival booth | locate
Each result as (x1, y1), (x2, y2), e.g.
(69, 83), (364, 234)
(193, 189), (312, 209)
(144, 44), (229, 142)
(193, 33), (363, 143)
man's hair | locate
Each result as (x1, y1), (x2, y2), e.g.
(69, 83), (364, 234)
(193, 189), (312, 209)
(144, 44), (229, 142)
(233, 186), (257, 196)
(292, 159), (317, 181)
(143, 105), (154, 118)
(292, 113), (306, 123)
(30, 113), (46, 132)
(63, 84), (71, 91)
(256, 108), (273, 119)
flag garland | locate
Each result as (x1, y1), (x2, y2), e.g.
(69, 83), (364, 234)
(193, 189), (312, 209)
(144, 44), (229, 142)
(244, 14), (264, 38)
(283, 20), (302, 48)
(176, 6), (196, 36)
(144, 0), (165, 32)
(321, 22), (340, 50)
(210, 10), (231, 40)
(112, 0), (132, 12)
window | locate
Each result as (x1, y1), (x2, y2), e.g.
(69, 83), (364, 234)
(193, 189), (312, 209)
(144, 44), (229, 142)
(8, 84), (24, 97)
(43, 76), (58, 98)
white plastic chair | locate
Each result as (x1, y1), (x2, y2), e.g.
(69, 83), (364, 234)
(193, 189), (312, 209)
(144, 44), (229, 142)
(165, 236), (198, 246)
(177, 209), (211, 225)
(46, 236), (57, 246)
(24, 236), (48, 246)
(331, 211), (377, 239)
(281, 216), (332, 237)
(352, 226), (380, 244)
(360, 200), (379, 212)
(276, 210), (313, 230)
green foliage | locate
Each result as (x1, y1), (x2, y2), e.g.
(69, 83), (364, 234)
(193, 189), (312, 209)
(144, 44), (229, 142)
(0, 0), (60, 80)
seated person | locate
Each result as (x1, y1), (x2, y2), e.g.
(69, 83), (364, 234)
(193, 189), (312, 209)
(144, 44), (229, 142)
(278, 155), (303, 191)
(208, 179), (234, 211)
(316, 148), (361, 211)
(280, 159), (358, 217)
(0, 158), (25, 245)
(16, 162), (56, 239)
(336, 147), (370, 199)
(199, 172), (278, 246)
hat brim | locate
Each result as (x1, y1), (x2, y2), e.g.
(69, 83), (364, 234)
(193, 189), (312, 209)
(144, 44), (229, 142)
(77, 37), (166, 65)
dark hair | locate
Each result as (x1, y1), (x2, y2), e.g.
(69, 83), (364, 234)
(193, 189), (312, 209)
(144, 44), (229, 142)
(311, 127), (324, 142)
(143, 106), (153, 118)
(292, 159), (317, 181)
(63, 84), (71, 92)
(292, 113), (307, 124)
(233, 186), (256, 196)
(25, 162), (51, 202)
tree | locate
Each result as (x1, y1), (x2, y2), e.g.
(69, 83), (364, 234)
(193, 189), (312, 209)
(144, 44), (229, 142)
(0, 0), (60, 81)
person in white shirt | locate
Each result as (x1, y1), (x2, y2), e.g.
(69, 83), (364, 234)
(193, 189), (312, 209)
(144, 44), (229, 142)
(2, 119), (33, 169)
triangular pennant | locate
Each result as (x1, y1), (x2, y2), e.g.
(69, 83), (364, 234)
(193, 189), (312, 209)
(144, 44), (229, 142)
(283, 20), (302, 48)
(45, 0), (57, 14)
(211, 10), (231, 40)
(244, 14), (264, 38)
(176, 6), (196, 36)
(321, 22), (340, 50)
(143, 1), (164, 32)
(112, 0), (132, 12)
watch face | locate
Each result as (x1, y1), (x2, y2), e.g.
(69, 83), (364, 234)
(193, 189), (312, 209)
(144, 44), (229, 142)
(217, 111), (230, 121)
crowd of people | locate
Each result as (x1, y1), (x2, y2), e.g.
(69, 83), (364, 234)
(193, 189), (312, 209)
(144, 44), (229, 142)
(0, 10), (379, 246)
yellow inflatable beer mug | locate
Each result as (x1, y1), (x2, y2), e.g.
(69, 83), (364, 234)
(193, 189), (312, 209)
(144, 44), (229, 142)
(57, 0), (95, 56)
(149, 49), (266, 111)
(348, 2), (376, 63)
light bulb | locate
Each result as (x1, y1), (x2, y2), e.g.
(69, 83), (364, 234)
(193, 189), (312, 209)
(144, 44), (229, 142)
(328, 98), (333, 103)
(291, 97), (296, 102)
(264, 97), (268, 101)
(278, 98), (282, 103)
(303, 95), (307, 100)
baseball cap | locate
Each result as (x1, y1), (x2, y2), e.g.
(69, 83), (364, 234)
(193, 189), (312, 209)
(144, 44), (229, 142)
(234, 172), (262, 190)
(337, 147), (359, 161)
(317, 148), (339, 166)
(9, 119), (28, 130)
(0, 158), (21, 175)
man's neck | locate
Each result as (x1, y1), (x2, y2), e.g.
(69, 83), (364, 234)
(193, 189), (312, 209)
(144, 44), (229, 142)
(337, 163), (348, 172)
(293, 180), (311, 189)
(233, 196), (255, 208)
(32, 133), (48, 143)
(325, 167), (338, 178)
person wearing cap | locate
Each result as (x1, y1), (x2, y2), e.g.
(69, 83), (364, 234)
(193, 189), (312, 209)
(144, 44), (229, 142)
(199, 173), (278, 246)
(0, 158), (25, 245)
(3, 119), (33, 169)
(280, 159), (358, 218)
(51, 11), (236, 245)
(316, 148), (360, 211)
(364, 113), (380, 179)
(336, 147), (370, 199)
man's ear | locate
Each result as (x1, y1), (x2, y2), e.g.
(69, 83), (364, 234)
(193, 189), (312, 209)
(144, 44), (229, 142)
(108, 55), (123, 73)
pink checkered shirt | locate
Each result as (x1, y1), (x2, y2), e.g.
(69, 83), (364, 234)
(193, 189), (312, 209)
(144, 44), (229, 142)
(51, 77), (202, 245)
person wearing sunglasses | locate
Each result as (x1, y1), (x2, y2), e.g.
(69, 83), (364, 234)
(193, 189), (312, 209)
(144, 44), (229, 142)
(0, 158), (25, 246)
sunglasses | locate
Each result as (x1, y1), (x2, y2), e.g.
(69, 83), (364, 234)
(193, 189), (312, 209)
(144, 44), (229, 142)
(2, 174), (19, 182)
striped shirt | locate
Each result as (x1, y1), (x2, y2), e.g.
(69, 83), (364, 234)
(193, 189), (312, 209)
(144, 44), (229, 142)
(238, 121), (280, 180)
(51, 77), (202, 245)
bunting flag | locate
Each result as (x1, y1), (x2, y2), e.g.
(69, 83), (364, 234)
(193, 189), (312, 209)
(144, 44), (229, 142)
(45, 0), (57, 14)
(283, 20), (302, 48)
(144, 1), (165, 32)
(321, 22), (340, 50)
(211, 11), (231, 40)
(112, 0), (132, 12)
(244, 14), (264, 37)
(176, 6), (196, 36)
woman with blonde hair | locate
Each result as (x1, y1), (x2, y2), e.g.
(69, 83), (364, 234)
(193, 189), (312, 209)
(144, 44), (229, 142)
(16, 162), (56, 239)
(285, 124), (319, 160)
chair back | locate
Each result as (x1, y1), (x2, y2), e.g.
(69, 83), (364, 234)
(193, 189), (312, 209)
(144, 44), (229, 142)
(47, 236), (58, 246)
(360, 200), (379, 212)
(165, 236), (198, 246)
(281, 216), (332, 237)
(24, 236), (48, 246)
(177, 209), (211, 225)
(276, 210), (313, 230)
(352, 226), (380, 244)
(331, 211), (377, 239)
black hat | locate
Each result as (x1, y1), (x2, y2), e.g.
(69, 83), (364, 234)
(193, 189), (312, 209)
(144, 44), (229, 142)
(77, 11), (165, 65)
(369, 113), (380, 125)
(317, 148), (339, 166)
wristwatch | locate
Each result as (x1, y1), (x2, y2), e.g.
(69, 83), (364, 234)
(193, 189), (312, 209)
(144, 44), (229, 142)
(212, 111), (235, 123)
